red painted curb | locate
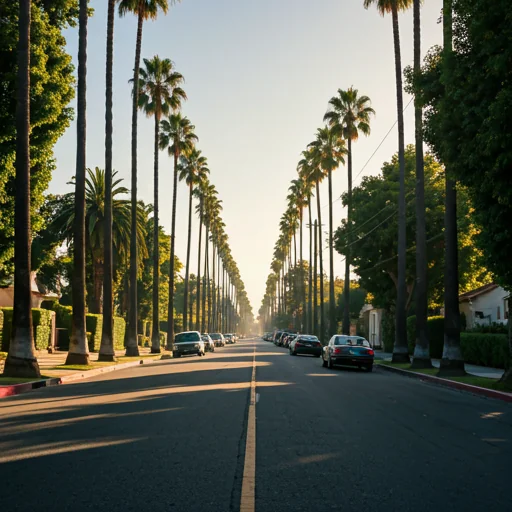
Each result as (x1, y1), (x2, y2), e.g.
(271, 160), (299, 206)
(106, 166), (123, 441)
(376, 363), (512, 403)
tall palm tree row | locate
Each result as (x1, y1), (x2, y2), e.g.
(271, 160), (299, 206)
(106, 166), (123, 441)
(135, 55), (186, 352)
(118, 0), (171, 357)
(324, 87), (375, 336)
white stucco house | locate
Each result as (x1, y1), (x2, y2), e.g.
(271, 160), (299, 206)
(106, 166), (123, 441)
(359, 304), (385, 348)
(459, 283), (509, 329)
(0, 272), (58, 308)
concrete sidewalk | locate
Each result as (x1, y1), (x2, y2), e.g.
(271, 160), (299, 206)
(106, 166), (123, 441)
(0, 347), (159, 378)
(374, 350), (504, 379)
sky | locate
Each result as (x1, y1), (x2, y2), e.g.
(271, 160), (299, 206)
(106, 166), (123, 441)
(51, 0), (445, 317)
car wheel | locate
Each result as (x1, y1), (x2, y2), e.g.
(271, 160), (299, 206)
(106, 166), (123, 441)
(322, 357), (327, 368)
(328, 355), (334, 369)
(366, 365), (373, 372)
(315, 354), (321, 358)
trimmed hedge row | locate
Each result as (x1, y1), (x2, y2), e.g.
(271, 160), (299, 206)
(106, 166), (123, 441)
(407, 314), (510, 368)
(0, 307), (53, 351)
(0, 309), (3, 349)
(114, 317), (126, 350)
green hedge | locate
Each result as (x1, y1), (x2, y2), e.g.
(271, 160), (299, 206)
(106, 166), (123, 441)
(0, 309), (3, 349)
(114, 316), (126, 350)
(406, 315), (445, 358)
(159, 331), (167, 347)
(0, 307), (53, 351)
(86, 314), (103, 352)
(461, 333), (510, 369)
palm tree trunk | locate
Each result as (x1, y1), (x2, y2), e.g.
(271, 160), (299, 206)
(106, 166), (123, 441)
(316, 181), (325, 343)
(203, 226), (209, 332)
(217, 254), (221, 330)
(411, 0), (432, 369)
(342, 139), (352, 335)
(313, 220), (318, 339)
(99, 0), (116, 362)
(166, 148), (179, 350)
(391, 5), (409, 363)
(4, 0), (40, 378)
(211, 243), (216, 331)
(300, 210), (305, 331)
(308, 198), (313, 334)
(67, 0), (90, 365)
(196, 199), (203, 331)
(328, 169), (336, 338)
(183, 182), (193, 331)
(151, 113), (161, 353)
(126, 10), (144, 357)
(91, 258), (104, 315)
(439, 0), (464, 376)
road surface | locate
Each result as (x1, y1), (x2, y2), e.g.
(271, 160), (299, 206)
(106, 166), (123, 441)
(1, 338), (511, 511)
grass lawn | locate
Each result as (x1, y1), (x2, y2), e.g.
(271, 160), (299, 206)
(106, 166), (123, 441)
(375, 360), (512, 392)
(0, 375), (51, 385)
(50, 362), (117, 371)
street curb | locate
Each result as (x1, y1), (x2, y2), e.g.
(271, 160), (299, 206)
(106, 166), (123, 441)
(376, 363), (512, 403)
(0, 359), (153, 399)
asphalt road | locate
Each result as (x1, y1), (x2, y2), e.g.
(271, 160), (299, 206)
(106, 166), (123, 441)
(1, 338), (511, 512)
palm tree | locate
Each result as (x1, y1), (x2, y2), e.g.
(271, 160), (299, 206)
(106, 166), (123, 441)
(288, 177), (308, 330)
(439, 0), (465, 376)
(66, 0), (90, 366)
(118, 0), (172, 356)
(99, 0), (117, 362)
(363, 0), (412, 362)
(410, 0), (431, 369)
(179, 148), (209, 331)
(54, 168), (148, 314)
(160, 113), (197, 347)
(324, 87), (375, 335)
(136, 55), (185, 353)
(309, 127), (346, 339)
(4, 0), (41, 378)
(302, 148), (326, 342)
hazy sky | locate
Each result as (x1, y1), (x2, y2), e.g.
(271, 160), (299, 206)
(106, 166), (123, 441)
(52, 0), (444, 316)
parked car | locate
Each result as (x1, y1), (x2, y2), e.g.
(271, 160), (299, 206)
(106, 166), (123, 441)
(224, 333), (234, 344)
(322, 335), (374, 371)
(283, 334), (297, 348)
(201, 334), (215, 352)
(273, 330), (284, 345)
(209, 333), (225, 347)
(173, 331), (205, 358)
(289, 335), (322, 357)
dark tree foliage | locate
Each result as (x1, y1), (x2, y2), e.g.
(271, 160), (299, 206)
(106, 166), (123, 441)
(0, 0), (76, 279)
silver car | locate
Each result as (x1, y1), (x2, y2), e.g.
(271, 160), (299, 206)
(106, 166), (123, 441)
(173, 331), (205, 357)
(201, 334), (215, 352)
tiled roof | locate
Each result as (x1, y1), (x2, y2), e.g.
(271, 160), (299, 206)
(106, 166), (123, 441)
(459, 283), (498, 302)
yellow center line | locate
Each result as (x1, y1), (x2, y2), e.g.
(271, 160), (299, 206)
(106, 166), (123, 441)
(240, 343), (257, 512)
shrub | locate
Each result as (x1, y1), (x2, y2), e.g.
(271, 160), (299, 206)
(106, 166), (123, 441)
(113, 316), (126, 350)
(406, 315), (445, 358)
(0, 307), (53, 351)
(460, 333), (510, 369)
(86, 314), (103, 352)
(32, 308), (53, 350)
(159, 331), (167, 347)
(0, 309), (3, 349)
(470, 322), (508, 334)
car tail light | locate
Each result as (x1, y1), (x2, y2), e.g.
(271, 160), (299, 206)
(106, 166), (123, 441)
(333, 348), (343, 354)
(367, 349), (374, 356)
(295, 342), (302, 347)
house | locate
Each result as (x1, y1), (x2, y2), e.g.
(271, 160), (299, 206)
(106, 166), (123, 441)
(0, 272), (58, 308)
(459, 283), (509, 329)
(359, 304), (385, 348)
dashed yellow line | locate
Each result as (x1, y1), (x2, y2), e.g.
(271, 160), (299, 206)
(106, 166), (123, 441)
(240, 344), (257, 512)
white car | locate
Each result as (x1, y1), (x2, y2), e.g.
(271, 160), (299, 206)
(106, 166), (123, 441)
(173, 331), (205, 357)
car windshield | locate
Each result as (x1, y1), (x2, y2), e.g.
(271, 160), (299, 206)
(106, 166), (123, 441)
(175, 332), (200, 343)
(210, 333), (221, 340)
(334, 336), (370, 347)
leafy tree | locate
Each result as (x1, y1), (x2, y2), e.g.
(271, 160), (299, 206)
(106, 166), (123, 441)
(0, 0), (75, 281)
(334, 146), (491, 315)
(408, 0), (512, 383)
